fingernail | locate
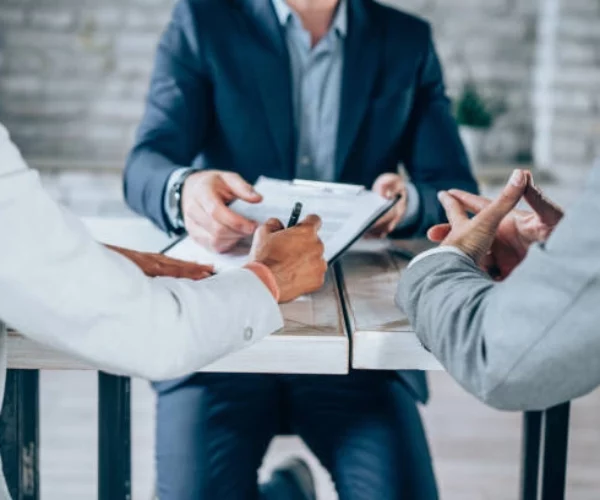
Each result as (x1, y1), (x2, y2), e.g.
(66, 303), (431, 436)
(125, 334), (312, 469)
(437, 191), (447, 202)
(509, 169), (525, 187)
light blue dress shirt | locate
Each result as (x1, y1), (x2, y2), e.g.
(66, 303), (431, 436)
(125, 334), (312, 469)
(164, 0), (419, 229)
(271, 0), (346, 182)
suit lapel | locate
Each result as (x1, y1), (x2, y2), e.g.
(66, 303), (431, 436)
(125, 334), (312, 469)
(237, 0), (296, 178)
(336, 0), (380, 179)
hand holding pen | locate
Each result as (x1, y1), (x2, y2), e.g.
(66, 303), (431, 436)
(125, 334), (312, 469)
(287, 202), (303, 228)
(249, 202), (327, 302)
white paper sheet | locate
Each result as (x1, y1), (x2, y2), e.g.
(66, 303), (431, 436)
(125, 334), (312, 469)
(165, 177), (395, 271)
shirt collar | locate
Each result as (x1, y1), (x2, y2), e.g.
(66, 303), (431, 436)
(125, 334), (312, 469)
(271, 0), (294, 26)
(271, 0), (347, 38)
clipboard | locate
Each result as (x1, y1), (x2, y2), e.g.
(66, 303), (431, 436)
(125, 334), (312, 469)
(162, 177), (401, 270)
(325, 194), (399, 266)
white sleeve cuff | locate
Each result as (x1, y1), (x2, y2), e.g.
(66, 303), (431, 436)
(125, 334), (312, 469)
(203, 268), (285, 345)
(397, 181), (420, 229)
(408, 245), (473, 268)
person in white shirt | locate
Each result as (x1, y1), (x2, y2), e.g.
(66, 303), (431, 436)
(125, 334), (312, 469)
(0, 122), (327, 498)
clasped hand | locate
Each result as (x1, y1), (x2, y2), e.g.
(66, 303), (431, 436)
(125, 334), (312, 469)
(429, 169), (564, 280)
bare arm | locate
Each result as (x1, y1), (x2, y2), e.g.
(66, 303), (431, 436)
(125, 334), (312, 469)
(104, 244), (214, 280)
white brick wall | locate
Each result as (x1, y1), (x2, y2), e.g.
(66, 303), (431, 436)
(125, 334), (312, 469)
(0, 0), (176, 162)
(0, 0), (598, 170)
(382, 0), (538, 163)
(550, 0), (600, 166)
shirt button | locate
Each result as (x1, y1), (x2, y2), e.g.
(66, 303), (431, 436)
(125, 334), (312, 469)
(244, 326), (254, 341)
(300, 156), (311, 167)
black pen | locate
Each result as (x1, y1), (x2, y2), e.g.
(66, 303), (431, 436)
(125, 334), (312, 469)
(287, 202), (303, 228)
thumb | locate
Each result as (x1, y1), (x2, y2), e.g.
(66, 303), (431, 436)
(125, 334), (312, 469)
(477, 169), (527, 231)
(252, 218), (284, 253)
(260, 218), (285, 235)
(427, 223), (451, 242)
(297, 214), (323, 232)
(223, 173), (263, 203)
(373, 174), (403, 199)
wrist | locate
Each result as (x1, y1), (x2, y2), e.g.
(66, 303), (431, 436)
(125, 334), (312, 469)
(397, 181), (420, 229)
(408, 245), (474, 268)
(440, 237), (482, 263)
(244, 262), (281, 302)
(167, 168), (202, 231)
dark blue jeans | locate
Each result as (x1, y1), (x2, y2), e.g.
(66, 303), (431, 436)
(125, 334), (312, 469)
(154, 371), (438, 500)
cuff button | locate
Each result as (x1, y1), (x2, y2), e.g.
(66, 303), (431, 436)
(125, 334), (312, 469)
(243, 326), (254, 341)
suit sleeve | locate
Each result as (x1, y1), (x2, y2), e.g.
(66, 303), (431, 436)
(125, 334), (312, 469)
(124, 0), (212, 232)
(397, 27), (479, 237)
(0, 126), (283, 381)
(396, 164), (600, 410)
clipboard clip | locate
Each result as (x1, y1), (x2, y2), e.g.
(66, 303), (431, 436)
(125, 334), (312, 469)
(292, 179), (365, 195)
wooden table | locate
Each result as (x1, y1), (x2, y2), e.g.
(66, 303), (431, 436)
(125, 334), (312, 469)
(6, 271), (348, 376)
(1, 219), (571, 500)
(6, 217), (348, 375)
(338, 239), (442, 371)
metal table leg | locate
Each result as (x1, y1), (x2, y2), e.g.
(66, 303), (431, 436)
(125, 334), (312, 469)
(0, 369), (40, 500)
(520, 411), (543, 500)
(540, 402), (571, 500)
(98, 372), (131, 500)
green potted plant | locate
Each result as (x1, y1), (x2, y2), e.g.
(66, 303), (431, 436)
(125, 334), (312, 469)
(455, 81), (494, 169)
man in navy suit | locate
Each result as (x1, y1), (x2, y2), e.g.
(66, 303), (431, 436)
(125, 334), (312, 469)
(124, 0), (478, 498)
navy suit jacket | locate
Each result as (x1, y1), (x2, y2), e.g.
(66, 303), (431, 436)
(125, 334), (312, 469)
(124, 0), (479, 403)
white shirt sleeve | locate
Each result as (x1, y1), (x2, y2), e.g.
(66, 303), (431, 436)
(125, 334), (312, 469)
(408, 245), (473, 268)
(0, 124), (283, 380)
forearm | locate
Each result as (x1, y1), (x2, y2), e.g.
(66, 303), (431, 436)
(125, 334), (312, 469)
(102, 243), (185, 278)
(396, 253), (500, 402)
(124, 0), (210, 231)
(397, 161), (600, 410)
(398, 242), (600, 410)
(4, 257), (282, 380)
(124, 148), (184, 232)
(79, 263), (283, 380)
(104, 244), (143, 264)
(0, 169), (282, 380)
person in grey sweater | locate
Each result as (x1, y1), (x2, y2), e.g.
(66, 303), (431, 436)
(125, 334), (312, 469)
(396, 164), (600, 411)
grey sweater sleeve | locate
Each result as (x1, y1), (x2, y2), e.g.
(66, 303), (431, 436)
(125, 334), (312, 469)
(396, 163), (600, 411)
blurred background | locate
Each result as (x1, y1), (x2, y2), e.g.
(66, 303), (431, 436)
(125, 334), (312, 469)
(0, 0), (599, 498)
(1, 0), (599, 211)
